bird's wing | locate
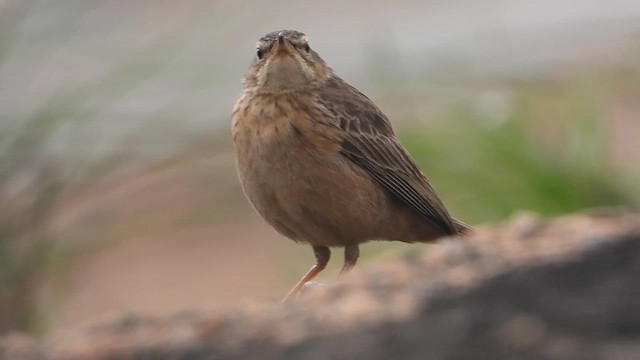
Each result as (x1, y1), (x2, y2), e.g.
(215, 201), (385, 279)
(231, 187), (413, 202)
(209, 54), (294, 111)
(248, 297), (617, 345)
(316, 77), (457, 235)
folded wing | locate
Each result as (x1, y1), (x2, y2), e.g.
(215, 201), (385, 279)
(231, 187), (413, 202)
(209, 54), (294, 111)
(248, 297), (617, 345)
(316, 77), (457, 235)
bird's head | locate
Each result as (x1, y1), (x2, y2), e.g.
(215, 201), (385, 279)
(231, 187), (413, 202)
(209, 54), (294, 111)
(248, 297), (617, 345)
(243, 30), (332, 93)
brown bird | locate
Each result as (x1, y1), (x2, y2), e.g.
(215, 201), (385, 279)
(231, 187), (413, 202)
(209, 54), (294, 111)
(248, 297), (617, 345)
(232, 30), (470, 301)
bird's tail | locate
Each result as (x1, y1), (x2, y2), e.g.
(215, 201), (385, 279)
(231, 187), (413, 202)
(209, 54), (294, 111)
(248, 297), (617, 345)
(453, 219), (473, 236)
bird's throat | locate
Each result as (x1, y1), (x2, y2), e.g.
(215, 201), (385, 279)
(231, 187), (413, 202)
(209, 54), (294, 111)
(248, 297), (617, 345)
(259, 56), (312, 91)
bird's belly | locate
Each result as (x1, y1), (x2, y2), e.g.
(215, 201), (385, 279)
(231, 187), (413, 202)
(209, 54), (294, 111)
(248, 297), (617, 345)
(236, 131), (385, 246)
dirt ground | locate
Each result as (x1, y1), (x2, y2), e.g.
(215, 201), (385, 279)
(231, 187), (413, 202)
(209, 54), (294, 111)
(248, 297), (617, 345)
(45, 220), (294, 328)
(40, 155), (279, 329)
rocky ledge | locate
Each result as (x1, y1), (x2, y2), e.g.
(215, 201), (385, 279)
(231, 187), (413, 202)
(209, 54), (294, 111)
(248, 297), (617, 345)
(2, 210), (639, 360)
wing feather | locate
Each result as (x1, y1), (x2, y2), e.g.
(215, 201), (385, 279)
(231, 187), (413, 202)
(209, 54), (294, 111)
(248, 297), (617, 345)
(317, 77), (457, 235)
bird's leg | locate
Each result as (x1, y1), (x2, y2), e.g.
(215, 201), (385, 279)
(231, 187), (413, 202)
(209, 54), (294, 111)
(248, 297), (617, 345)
(338, 244), (359, 278)
(283, 246), (331, 302)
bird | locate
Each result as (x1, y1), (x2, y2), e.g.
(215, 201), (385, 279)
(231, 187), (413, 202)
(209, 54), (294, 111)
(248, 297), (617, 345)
(231, 30), (470, 301)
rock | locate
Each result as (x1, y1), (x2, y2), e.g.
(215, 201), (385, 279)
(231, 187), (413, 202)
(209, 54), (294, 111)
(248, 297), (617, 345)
(1, 211), (639, 360)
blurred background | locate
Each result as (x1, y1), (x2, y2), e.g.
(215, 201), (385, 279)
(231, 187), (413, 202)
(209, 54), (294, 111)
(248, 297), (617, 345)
(1, 0), (639, 335)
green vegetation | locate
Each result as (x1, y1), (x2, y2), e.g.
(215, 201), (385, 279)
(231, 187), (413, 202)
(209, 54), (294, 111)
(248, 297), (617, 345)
(399, 73), (639, 224)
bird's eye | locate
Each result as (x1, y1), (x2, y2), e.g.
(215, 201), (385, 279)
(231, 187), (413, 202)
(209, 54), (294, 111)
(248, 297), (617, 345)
(256, 48), (264, 59)
(303, 43), (310, 52)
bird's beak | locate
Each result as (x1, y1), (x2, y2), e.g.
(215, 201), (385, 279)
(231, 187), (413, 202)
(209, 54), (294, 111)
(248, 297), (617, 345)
(274, 32), (293, 55)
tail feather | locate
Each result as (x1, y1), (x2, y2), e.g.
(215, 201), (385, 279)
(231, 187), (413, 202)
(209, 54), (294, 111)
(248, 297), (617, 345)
(453, 219), (472, 236)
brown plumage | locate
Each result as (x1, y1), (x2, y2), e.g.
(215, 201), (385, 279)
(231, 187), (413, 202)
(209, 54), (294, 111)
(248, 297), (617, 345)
(232, 30), (470, 301)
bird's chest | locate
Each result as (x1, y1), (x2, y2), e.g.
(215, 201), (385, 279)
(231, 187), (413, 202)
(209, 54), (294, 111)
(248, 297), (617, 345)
(231, 94), (341, 205)
(238, 126), (309, 187)
(235, 96), (313, 178)
(231, 93), (383, 245)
